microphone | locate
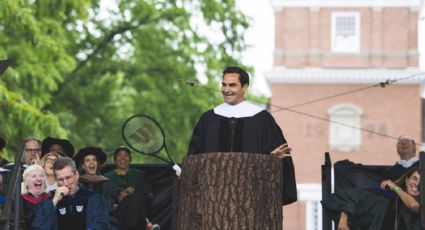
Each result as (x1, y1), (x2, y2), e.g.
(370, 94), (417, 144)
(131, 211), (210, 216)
(229, 117), (237, 152)
(178, 79), (197, 86)
(179, 79), (218, 92)
(184, 80), (196, 86)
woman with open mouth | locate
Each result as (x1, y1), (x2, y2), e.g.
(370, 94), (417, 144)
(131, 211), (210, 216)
(322, 166), (420, 230)
(73, 146), (116, 211)
(21, 164), (49, 230)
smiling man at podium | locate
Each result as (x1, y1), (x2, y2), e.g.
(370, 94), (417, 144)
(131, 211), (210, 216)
(186, 66), (297, 206)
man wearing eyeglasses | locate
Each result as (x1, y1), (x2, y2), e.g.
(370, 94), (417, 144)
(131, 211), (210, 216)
(3, 137), (41, 171)
(23, 137), (42, 166)
(32, 157), (116, 230)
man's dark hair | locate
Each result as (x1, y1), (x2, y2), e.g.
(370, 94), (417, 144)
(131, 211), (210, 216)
(77, 155), (103, 175)
(222, 66), (249, 86)
(53, 156), (77, 174)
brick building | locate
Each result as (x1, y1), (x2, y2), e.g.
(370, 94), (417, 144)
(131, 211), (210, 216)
(266, 0), (424, 229)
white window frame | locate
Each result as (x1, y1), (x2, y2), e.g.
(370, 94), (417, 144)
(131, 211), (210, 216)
(331, 12), (360, 53)
(297, 184), (322, 230)
(327, 104), (363, 152)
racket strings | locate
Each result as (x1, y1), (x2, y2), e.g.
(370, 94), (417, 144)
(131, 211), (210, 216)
(123, 117), (164, 154)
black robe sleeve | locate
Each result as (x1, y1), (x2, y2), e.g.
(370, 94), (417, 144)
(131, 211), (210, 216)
(187, 110), (297, 205)
(264, 112), (297, 205)
(321, 188), (391, 229)
(187, 111), (209, 155)
(281, 157), (297, 205)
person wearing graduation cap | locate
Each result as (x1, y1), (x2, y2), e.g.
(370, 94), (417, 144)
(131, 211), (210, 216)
(41, 136), (75, 158)
(74, 146), (116, 211)
(186, 66), (297, 205)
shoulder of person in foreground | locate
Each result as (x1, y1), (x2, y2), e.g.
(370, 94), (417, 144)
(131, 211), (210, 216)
(87, 192), (118, 230)
(31, 198), (57, 230)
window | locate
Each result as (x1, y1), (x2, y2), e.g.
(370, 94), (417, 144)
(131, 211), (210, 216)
(327, 104), (363, 151)
(297, 184), (322, 230)
(306, 200), (322, 230)
(331, 12), (360, 53)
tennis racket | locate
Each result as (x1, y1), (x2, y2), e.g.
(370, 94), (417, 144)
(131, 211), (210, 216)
(122, 114), (181, 174)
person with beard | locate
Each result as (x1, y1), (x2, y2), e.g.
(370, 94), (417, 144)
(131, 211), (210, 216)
(20, 164), (50, 230)
(32, 157), (115, 230)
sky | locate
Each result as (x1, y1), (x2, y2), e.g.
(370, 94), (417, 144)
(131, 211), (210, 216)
(236, 0), (274, 97)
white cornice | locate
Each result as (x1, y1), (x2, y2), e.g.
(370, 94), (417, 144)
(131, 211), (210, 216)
(272, 0), (421, 9)
(266, 67), (425, 84)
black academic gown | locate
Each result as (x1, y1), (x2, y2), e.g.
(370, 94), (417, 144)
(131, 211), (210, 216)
(31, 188), (116, 230)
(21, 193), (50, 230)
(321, 188), (420, 230)
(381, 160), (419, 181)
(187, 109), (297, 205)
(188, 110), (285, 154)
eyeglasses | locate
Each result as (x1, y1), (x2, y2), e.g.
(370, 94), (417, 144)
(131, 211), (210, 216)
(56, 174), (75, 184)
(25, 148), (41, 154)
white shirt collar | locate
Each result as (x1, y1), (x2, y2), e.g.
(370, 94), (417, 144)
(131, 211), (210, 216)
(397, 156), (418, 168)
(213, 101), (264, 118)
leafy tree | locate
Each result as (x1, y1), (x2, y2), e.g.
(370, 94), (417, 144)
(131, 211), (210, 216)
(0, 0), (254, 163)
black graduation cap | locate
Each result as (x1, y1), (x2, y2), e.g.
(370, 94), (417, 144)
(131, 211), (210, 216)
(0, 59), (12, 76)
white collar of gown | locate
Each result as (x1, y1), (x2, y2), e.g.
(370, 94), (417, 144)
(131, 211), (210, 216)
(213, 101), (264, 118)
(397, 156), (418, 168)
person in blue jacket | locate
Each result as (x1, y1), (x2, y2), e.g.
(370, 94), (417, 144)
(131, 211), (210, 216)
(32, 157), (116, 230)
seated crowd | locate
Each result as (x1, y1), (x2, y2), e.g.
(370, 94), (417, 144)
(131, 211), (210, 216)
(0, 134), (421, 229)
(0, 136), (159, 230)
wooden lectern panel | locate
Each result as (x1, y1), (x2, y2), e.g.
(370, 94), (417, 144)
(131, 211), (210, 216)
(177, 152), (283, 230)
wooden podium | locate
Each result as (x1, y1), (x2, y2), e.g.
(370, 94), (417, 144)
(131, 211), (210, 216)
(177, 152), (283, 230)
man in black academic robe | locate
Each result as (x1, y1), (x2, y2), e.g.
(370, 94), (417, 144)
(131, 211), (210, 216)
(187, 66), (297, 205)
(32, 157), (115, 230)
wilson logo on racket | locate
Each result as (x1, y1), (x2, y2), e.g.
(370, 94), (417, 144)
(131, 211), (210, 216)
(131, 125), (155, 144)
(122, 114), (181, 175)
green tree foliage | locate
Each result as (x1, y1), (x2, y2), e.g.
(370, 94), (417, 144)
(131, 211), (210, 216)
(0, 0), (255, 163)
